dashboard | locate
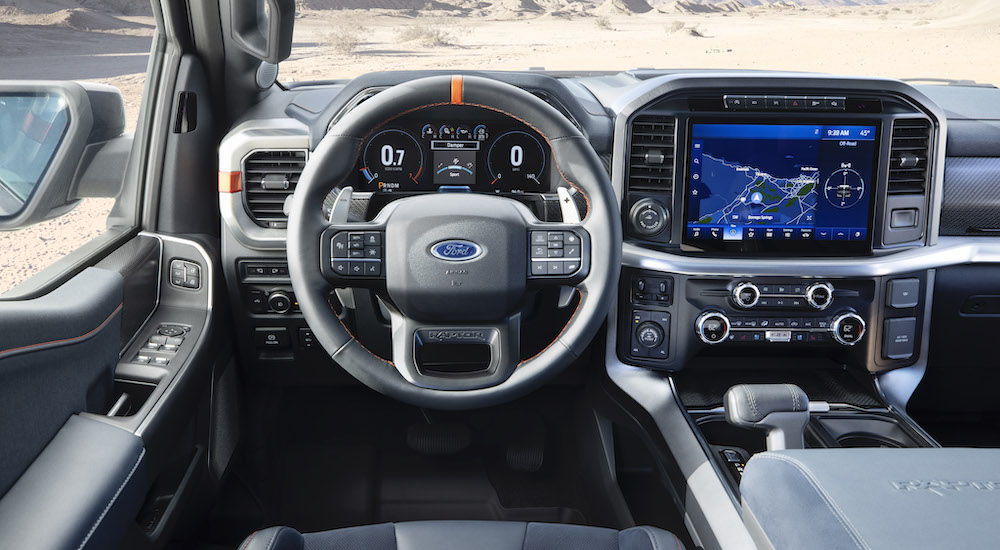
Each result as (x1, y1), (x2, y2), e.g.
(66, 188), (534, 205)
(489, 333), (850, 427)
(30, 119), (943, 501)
(355, 106), (550, 194)
(215, 69), (1000, 392)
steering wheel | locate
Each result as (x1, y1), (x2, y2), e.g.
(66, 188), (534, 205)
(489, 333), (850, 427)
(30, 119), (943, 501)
(287, 75), (621, 410)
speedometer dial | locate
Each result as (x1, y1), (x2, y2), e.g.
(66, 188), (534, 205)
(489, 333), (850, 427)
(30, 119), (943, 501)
(487, 131), (546, 190)
(361, 129), (423, 192)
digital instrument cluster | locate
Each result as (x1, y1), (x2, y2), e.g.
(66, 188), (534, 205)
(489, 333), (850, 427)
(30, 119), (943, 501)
(356, 108), (550, 194)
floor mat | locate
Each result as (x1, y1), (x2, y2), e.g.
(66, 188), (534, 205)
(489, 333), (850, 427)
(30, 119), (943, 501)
(196, 386), (626, 546)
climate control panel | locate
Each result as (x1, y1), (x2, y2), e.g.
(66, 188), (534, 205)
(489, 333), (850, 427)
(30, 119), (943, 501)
(694, 309), (866, 346)
(618, 269), (885, 371)
(730, 280), (833, 310)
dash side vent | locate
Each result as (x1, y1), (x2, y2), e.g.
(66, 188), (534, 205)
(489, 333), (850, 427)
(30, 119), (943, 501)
(628, 116), (676, 191)
(888, 119), (931, 195)
(242, 149), (306, 227)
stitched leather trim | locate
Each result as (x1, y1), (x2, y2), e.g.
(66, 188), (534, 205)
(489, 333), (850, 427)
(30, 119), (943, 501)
(239, 531), (259, 550)
(0, 302), (123, 358)
(755, 454), (871, 550)
(77, 448), (144, 550)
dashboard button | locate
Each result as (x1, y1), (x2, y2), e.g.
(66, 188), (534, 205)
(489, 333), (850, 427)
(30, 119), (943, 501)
(565, 232), (580, 245)
(547, 248), (564, 258)
(564, 260), (580, 274)
(365, 262), (381, 277)
(363, 232), (382, 246)
(824, 97), (846, 110)
(349, 262), (365, 276)
(547, 261), (565, 275)
(888, 278), (920, 309)
(332, 260), (349, 275)
(531, 245), (547, 258)
(724, 95), (747, 110)
(531, 261), (547, 276)
(806, 97), (825, 110)
(531, 231), (548, 245)
(547, 232), (564, 242)
(745, 96), (766, 109)
(786, 96), (808, 110)
(255, 327), (290, 349)
(564, 245), (581, 258)
(765, 96), (786, 109)
(883, 317), (917, 360)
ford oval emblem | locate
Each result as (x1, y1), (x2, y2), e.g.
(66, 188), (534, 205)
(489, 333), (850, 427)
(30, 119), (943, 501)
(430, 240), (483, 262)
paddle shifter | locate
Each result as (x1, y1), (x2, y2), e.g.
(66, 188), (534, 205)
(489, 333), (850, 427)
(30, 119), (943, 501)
(724, 384), (812, 451)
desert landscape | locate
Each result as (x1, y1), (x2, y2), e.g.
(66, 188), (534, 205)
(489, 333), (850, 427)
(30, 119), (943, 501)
(1, 0), (998, 293)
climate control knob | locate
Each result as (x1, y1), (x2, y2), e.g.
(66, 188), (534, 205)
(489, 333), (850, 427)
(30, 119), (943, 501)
(696, 311), (731, 345)
(267, 291), (292, 314)
(732, 282), (761, 309)
(831, 312), (866, 346)
(806, 282), (834, 310)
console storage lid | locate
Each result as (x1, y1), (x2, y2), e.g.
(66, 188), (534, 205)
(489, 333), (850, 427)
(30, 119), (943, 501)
(740, 448), (1000, 550)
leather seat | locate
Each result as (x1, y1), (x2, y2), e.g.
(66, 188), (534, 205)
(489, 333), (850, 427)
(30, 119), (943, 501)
(238, 520), (685, 550)
(740, 448), (1000, 550)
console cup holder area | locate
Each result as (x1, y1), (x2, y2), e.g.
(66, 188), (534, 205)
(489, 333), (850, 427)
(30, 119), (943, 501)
(696, 411), (926, 451)
(107, 379), (157, 417)
(694, 410), (931, 490)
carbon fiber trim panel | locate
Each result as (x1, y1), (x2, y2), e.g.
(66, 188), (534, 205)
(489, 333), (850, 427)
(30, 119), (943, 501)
(941, 157), (1000, 235)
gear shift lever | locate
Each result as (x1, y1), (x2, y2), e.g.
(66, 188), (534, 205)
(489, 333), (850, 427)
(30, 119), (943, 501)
(724, 384), (810, 451)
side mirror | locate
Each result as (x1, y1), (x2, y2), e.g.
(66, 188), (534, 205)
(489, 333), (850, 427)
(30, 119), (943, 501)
(229, 0), (295, 64)
(0, 81), (131, 230)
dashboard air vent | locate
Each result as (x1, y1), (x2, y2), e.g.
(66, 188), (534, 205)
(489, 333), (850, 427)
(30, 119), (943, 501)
(242, 150), (306, 227)
(628, 116), (676, 191)
(887, 119), (931, 195)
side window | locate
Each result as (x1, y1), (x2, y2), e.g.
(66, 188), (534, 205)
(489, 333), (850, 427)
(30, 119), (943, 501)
(0, 4), (153, 296)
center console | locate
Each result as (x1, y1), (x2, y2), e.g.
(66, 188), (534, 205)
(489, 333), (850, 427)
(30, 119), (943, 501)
(615, 77), (939, 377)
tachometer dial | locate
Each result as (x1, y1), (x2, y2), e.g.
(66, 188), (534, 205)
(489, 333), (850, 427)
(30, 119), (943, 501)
(823, 168), (865, 208)
(487, 131), (546, 190)
(361, 129), (424, 192)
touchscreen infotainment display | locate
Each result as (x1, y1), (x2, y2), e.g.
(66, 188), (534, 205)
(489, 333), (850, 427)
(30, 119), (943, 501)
(684, 123), (878, 253)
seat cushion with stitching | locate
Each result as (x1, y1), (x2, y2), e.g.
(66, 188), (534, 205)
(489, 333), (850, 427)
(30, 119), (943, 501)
(238, 521), (685, 550)
(740, 449), (1000, 550)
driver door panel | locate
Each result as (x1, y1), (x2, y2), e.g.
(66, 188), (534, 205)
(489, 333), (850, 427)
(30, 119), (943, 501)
(0, 267), (123, 496)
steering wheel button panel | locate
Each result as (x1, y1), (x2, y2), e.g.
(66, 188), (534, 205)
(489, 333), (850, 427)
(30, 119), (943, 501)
(330, 231), (385, 278)
(527, 230), (586, 279)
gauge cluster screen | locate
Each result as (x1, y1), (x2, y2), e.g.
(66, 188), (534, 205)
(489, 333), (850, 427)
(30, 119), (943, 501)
(356, 107), (550, 194)
(683, 122), (878, 254)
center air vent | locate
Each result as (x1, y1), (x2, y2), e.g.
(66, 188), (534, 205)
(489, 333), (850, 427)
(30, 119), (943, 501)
(243, 150), (306, 228)
(628, 116), (676, 191)
(888, 119), (931, 194)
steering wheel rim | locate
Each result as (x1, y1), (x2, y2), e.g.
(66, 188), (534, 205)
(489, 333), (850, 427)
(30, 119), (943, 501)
(287, 75), (621, 410)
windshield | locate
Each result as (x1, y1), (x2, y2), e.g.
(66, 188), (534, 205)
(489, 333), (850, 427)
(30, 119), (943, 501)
(282, 0), (997, 86)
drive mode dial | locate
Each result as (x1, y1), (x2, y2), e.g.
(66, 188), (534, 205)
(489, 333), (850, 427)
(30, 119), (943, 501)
(696, 311), (730, 345)
(733, 282), (760, 309)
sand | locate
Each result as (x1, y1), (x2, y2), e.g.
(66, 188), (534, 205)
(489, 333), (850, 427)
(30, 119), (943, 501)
(1, 0), (998, 294)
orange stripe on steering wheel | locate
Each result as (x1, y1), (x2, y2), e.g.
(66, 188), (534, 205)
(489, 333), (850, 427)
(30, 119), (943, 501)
(450, 75), (463, 105)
